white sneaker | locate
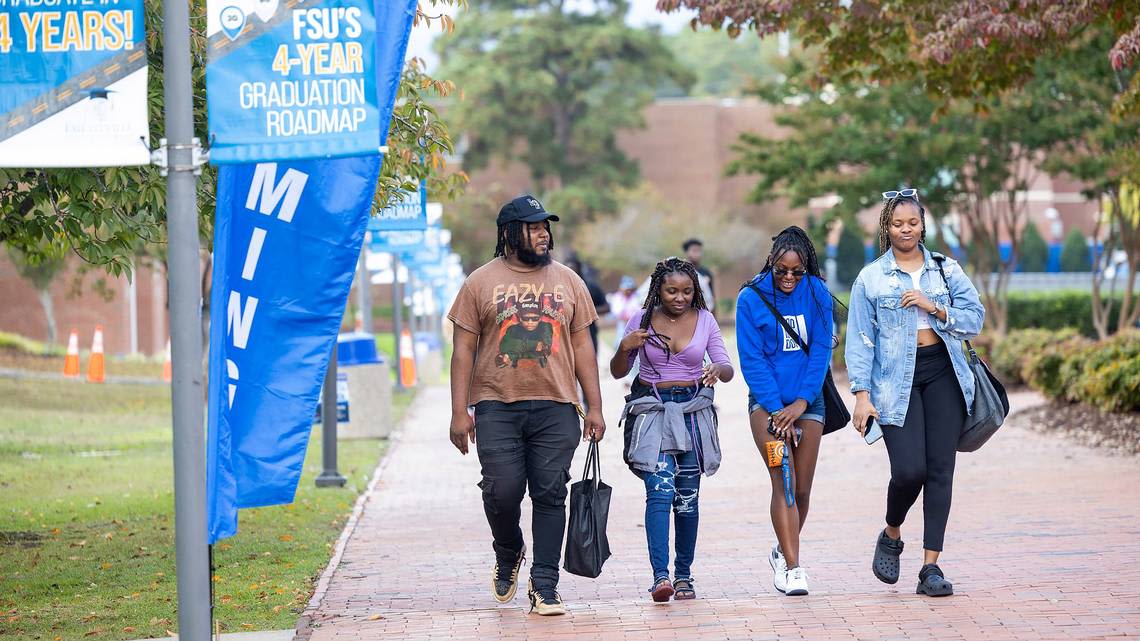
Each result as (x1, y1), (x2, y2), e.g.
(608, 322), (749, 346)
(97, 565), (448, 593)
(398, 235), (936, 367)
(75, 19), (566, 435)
(785, 567), (809, 596)
(769, 545), (787, 593)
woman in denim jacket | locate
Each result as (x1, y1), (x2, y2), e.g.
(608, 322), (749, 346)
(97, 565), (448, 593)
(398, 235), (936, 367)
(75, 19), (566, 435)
(845, 190), (984, 597)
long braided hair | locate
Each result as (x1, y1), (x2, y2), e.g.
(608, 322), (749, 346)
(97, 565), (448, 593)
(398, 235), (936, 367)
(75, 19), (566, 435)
(877, 194), (927, 254)
(640, 257), (708, 330)
(493, 220), (554, 258)
(746, 225), (842, 348)
(636, 257), (708, 374)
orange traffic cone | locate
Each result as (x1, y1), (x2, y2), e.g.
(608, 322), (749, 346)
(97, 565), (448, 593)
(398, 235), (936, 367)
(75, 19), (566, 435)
(161, 339), (172, 383)
(86, 325), (105, 383)
(63, 329), (80, 377)
(398, 328), (417, 388)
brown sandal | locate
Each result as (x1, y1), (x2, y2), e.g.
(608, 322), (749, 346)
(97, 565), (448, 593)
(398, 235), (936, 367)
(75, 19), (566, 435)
(673, 578), (695, 600)
(649, 577), (674, 602)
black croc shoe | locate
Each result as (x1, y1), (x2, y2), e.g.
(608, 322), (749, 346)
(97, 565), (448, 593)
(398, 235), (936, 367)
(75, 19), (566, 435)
(916, 563), (954, 597)
(872, 529), (904, 584)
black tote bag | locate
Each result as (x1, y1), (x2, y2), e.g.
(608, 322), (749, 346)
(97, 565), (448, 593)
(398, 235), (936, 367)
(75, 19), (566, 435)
(563, 438), (612, 578)
(747, 283), (851, 434)
(933, 257), (1010, 451)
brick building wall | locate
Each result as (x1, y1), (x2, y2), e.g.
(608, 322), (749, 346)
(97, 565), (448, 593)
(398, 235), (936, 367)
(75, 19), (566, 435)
(0, 254), (168, 356)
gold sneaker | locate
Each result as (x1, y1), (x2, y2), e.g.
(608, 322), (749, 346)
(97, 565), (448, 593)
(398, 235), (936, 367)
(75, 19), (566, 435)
(527, 580), (567, 616)
(491, 543), (526, 603)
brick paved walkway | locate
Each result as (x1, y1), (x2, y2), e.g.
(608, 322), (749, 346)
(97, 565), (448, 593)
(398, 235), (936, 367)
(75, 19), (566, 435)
(297, 367), (1140, 641)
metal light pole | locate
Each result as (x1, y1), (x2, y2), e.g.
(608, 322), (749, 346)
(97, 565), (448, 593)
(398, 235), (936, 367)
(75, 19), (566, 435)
(316, 346), (346, 487)
(358, 246), (373, 333)
(161, 0), (210, 636)
(392, 254), (404, 392)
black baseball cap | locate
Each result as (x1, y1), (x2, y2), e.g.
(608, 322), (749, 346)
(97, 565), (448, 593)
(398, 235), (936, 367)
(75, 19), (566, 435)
(497, 195), (560, 226)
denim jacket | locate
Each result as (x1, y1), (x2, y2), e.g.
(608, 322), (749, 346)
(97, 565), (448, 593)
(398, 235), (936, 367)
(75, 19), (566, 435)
(845, 246), (985, 426)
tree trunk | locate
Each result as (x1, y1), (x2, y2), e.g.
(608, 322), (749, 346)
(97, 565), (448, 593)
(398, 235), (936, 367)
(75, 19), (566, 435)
(37, 288), (57, 345)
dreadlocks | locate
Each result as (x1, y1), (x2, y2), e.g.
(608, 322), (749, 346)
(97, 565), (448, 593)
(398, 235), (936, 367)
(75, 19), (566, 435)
(758, 226), (823, 280)
(877, 194), (927, 254)
(639, 257), (708, 331)
(493, 220), (555, 259)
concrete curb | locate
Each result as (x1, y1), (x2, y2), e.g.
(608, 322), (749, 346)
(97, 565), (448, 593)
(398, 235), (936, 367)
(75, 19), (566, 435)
(292, 389), (422, 640)
(0, 367), (167, 386)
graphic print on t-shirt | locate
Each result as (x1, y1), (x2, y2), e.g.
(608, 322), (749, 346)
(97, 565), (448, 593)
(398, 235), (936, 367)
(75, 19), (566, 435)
(493, 284), (569, 370)
(781, 314), (808, 352)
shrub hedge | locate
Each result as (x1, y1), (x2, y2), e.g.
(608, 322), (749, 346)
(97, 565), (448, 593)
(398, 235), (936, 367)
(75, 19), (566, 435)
(998, 328), (1140, 412)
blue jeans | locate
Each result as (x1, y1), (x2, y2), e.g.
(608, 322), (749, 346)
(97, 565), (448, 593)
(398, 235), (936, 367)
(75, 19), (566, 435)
(640, 385), (702, 582)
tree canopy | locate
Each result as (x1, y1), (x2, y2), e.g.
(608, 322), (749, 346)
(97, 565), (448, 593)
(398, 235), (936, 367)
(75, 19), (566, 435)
(436, 0), (693, 219)
(657, 0), (1140, 114)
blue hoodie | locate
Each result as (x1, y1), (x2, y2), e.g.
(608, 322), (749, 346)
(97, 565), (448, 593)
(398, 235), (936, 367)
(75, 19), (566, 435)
(735, 272), (834, 414)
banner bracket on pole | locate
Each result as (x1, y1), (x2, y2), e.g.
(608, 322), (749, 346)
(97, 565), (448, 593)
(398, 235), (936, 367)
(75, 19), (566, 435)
(152, 137), (208, 177)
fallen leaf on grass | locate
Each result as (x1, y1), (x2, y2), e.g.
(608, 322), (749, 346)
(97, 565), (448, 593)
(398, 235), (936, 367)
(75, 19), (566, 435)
(241, 623), (253, 629)
(100, 563), (113, 570)
(278, 534), (293, 542)
(122, 626), (135, 633)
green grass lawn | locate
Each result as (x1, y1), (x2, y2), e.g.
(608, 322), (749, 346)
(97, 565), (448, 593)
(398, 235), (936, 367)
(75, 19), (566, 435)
(0, 377), (412, 641)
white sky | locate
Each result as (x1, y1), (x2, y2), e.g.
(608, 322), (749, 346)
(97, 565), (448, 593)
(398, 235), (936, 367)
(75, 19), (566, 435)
(406, 0), (697, 71)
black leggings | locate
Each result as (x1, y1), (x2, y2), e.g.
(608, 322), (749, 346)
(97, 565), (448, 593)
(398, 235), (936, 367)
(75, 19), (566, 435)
(883, 343), (966, 552)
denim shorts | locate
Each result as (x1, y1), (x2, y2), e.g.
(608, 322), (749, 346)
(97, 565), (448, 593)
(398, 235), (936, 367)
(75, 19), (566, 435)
(748, 392), (825, 425)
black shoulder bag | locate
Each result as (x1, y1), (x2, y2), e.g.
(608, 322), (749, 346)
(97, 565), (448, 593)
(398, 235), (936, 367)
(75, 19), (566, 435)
(932, 257), (1010, 452)
(746, 282), (850, 435)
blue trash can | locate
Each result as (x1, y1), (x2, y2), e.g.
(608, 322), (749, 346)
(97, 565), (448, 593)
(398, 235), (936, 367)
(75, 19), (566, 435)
(337, 332), (383, 366)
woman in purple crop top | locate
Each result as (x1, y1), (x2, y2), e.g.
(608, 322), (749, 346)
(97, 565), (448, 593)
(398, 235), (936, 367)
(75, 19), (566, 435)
(609, 257), (734, 603)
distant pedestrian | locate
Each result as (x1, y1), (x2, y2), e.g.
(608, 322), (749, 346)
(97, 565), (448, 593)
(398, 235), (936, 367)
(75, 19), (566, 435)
(447, 194), (606, 616)
(608, 275), (640, 332)
(610, 257), (734, 602)
(735, 226), (835, 597)
(683, 238), (716, 313)
(846, 188), (985, 597)
(567, 255), (610, 352)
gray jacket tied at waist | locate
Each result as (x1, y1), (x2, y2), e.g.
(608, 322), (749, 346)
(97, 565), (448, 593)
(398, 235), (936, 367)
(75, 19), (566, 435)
(621, 386), (721, 476)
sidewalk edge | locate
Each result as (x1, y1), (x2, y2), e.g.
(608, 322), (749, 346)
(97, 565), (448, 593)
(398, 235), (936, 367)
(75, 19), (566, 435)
(292, 389), (422, 640)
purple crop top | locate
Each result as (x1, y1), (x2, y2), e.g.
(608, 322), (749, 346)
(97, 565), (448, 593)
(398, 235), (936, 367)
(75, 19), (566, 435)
(624, 309), (731, 384)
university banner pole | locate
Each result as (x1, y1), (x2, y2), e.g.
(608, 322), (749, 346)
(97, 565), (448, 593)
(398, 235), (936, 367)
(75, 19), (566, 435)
(161, 0), (210, 636)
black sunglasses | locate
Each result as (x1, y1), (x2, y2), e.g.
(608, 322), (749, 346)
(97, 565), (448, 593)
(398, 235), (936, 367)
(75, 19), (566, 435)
(882, 188), (918, 200)
(773, 266), (807, 279)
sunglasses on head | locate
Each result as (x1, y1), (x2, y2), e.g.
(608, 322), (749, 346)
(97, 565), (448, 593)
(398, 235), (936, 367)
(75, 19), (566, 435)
(882, 188), (918, 200)
(773, 266), (807, 279)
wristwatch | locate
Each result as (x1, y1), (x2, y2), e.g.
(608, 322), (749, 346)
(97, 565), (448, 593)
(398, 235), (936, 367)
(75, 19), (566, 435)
(932, 301), (946, 316)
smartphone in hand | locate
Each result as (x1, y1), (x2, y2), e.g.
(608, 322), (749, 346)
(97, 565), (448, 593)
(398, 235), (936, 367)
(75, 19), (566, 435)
(864, 417), (883, 445)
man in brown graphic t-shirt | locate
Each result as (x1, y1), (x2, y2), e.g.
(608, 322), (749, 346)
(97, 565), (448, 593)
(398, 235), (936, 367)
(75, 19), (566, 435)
(448, 194), (605, 616)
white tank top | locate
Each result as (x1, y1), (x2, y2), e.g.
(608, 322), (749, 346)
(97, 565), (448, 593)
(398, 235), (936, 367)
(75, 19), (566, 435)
(909, 268), (932, 330)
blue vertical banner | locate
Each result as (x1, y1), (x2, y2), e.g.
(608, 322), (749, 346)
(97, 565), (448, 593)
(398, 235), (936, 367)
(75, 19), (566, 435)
(206, 0), (416, 163)
(207, 157), (381, 543)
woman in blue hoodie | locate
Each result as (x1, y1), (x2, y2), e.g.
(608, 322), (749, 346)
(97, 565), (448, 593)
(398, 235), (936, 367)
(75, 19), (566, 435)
(736, 226), (834, 597)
